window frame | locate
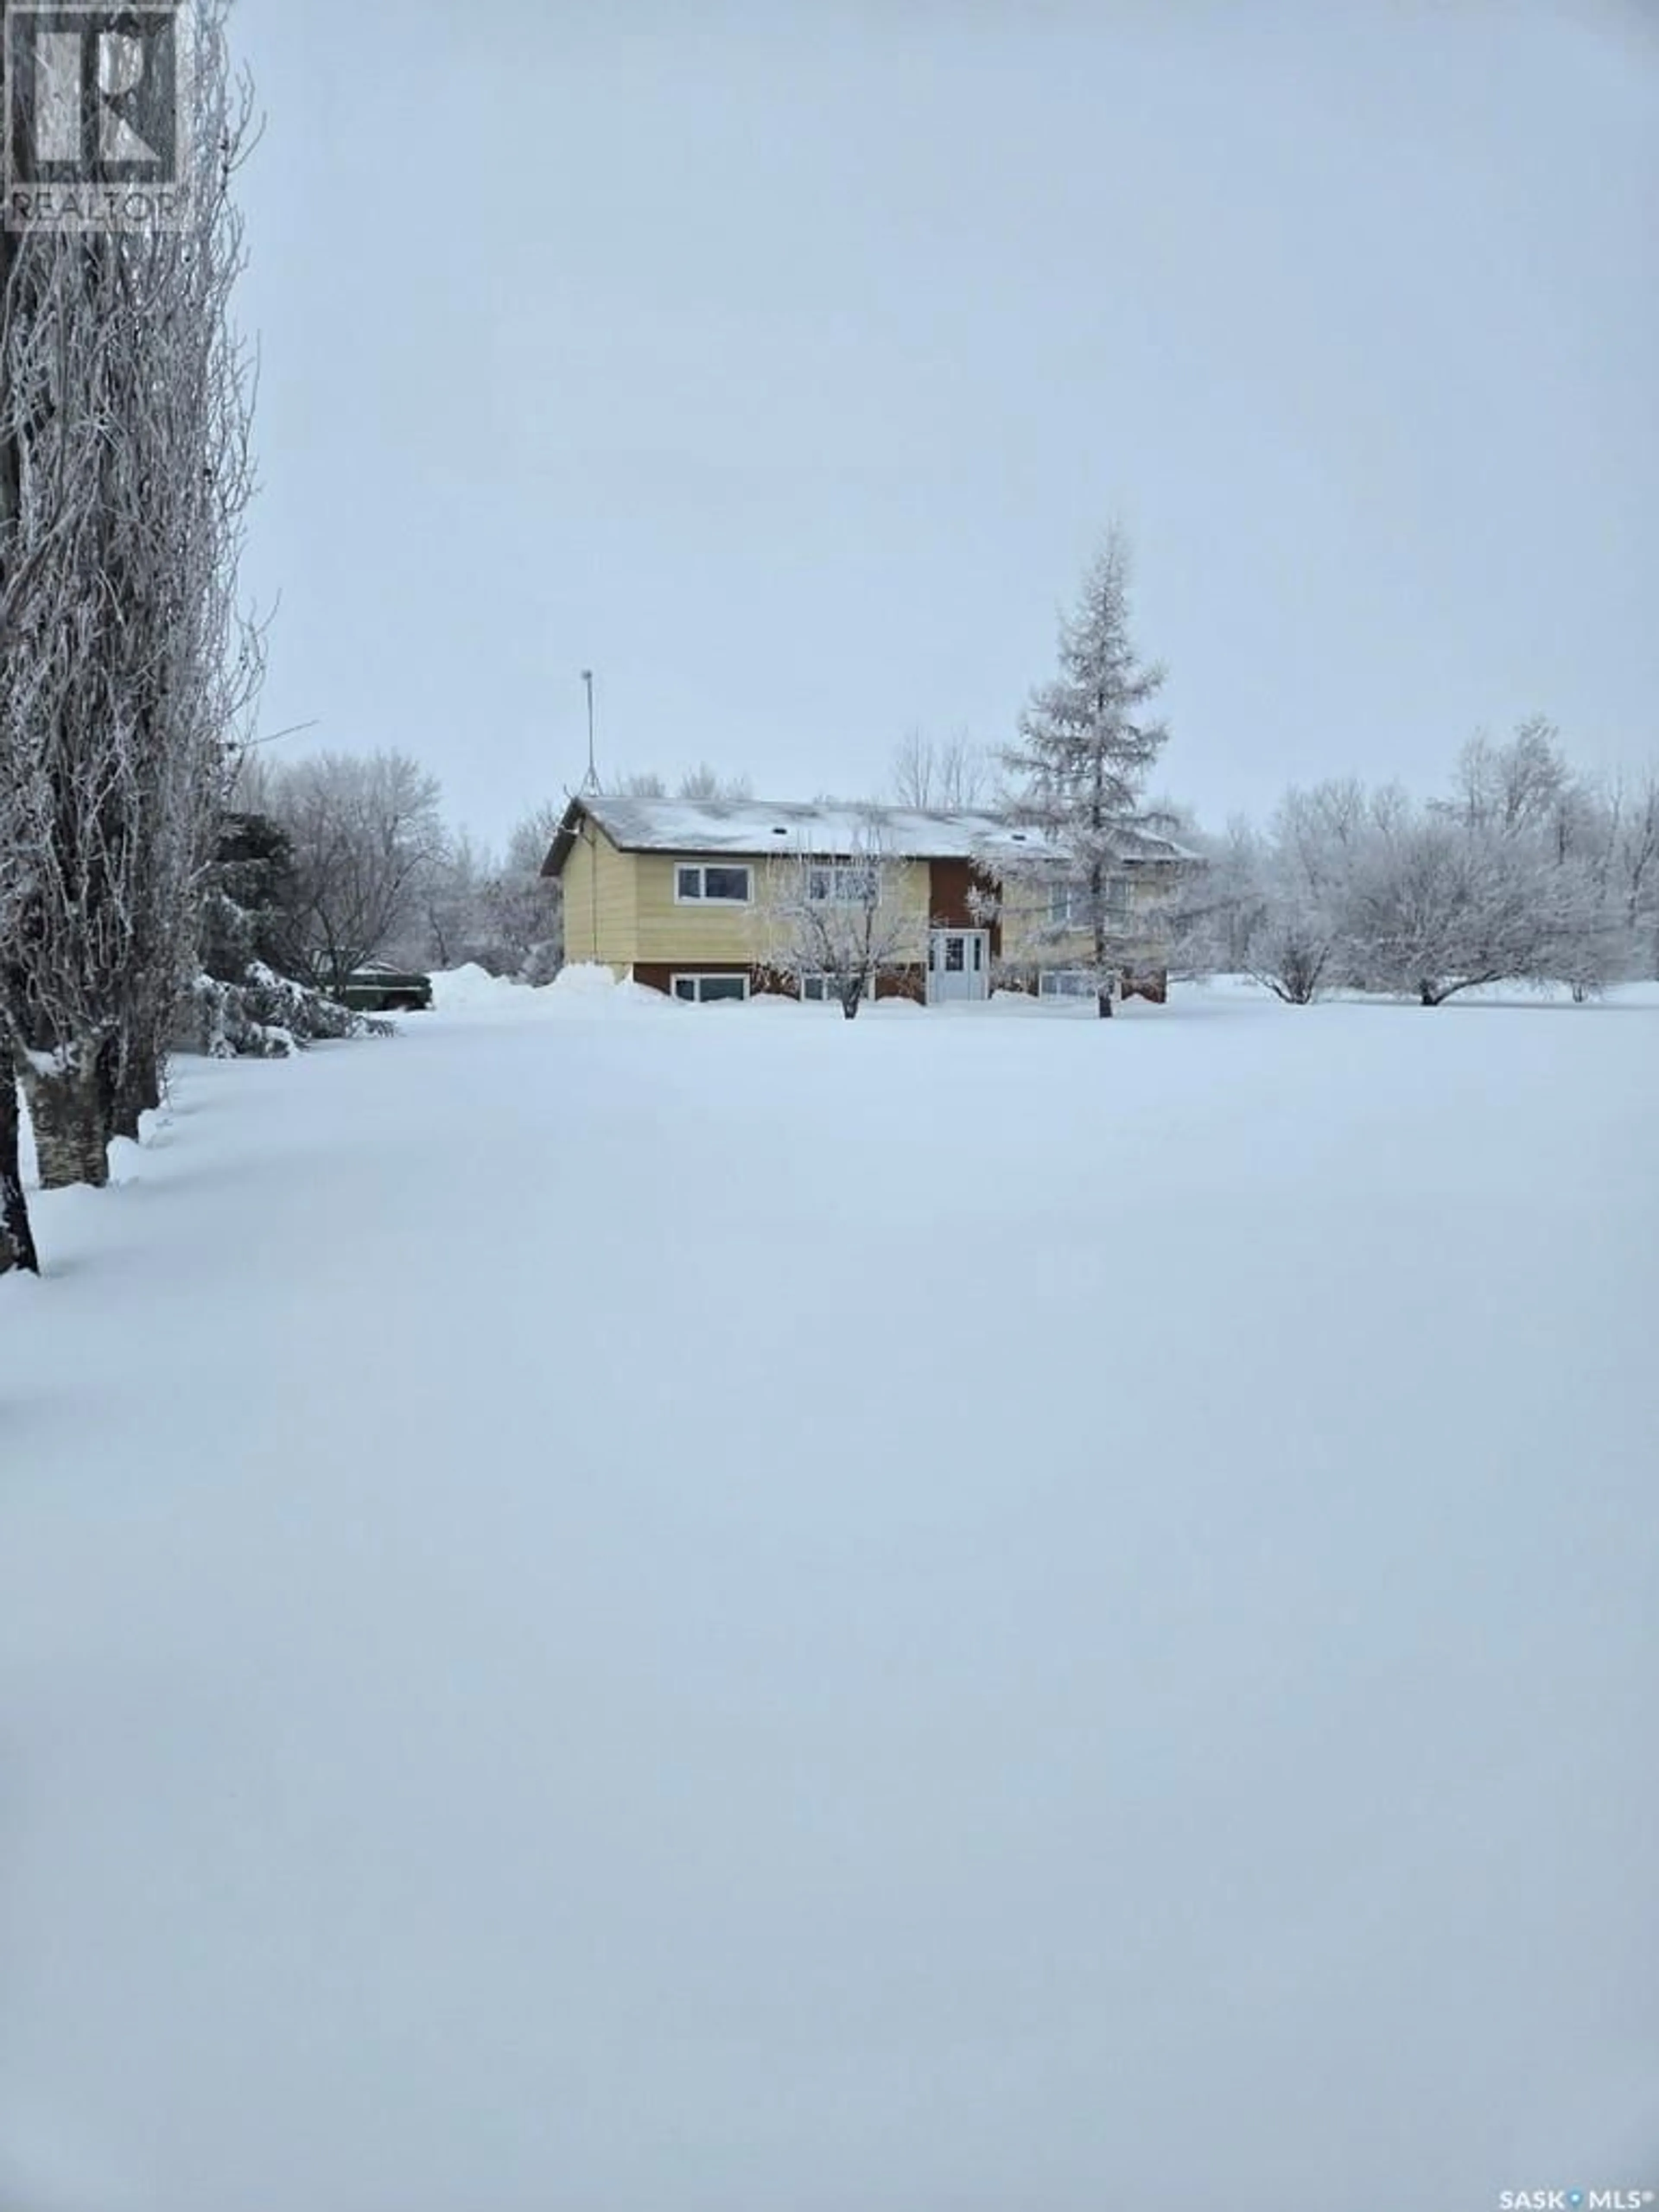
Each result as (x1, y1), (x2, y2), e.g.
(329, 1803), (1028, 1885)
(1048, 880), (1087, 928)
(798, 969), (881, 1005)
(1038, 967), (1101, 1001)
(671, 971), (751, 1004)
(1048, 877), (1131, 927)
(674, 861), (753, 906)
(806, 861), (881, 906)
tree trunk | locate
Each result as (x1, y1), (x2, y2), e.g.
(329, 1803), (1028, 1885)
(108, 1035), (162, 1141)
(19, 1053), (113, 1189)
(0, 1068), (40, 1276)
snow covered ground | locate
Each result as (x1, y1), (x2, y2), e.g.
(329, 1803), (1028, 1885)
(3, 975), (1656, 2212)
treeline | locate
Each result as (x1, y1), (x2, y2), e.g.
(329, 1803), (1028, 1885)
(880, 718), (1658, 1006)
(1176, 720), (1659, 1004)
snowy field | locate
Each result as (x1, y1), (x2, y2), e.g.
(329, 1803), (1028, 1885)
(3, 973), (1656, 2212)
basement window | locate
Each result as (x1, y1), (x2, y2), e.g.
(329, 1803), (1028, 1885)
(1039, 969), (1099, 1000)
(799, 972), (879, 1004)
(672, 973), (750, 1004)
(675, 863), (752, 904)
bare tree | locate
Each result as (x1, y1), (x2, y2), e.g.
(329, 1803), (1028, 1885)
(608, 766), (753, 802)
(676, 763), (753, 801)
(496, 801), (564, 980)
(755, 816), (922, 1017)
(264, 751), (444, 992)
(419, 829), (492, 971)
(891, 728), (993, 810)
(1171, 815), (1265, 978)
(1603, 765), (1659, 973)
(412, 804), (563, 979)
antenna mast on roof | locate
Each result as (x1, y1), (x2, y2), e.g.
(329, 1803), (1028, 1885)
(580, 670), (600, 793)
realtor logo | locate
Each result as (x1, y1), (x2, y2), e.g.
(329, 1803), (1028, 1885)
(5, 3), (187, 230)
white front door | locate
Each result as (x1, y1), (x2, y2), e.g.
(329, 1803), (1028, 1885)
(927, 929), (989, 1004)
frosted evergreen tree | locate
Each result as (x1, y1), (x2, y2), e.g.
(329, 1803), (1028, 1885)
(997, 528), (1171, 1017)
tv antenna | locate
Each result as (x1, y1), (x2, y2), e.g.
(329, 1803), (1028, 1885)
(580, 670), (600, 792)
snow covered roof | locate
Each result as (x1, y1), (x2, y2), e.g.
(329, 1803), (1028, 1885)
(542, 795), (1194, 877)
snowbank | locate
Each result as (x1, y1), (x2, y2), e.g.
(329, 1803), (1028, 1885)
(426, 961), (523, 1011)
(544, 962), (676, 1013)
(423, 962), (674, 1020)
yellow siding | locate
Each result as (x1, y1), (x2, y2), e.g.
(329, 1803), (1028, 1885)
(560, 826), (638, 968)
(998, 871), (1174, 968)
(634, 855), (757, 964)
(632, 853), (934, 966)
(557, 831), (1179, 979)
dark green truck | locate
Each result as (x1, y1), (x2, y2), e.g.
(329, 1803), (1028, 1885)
(335, 963), (433, 1013)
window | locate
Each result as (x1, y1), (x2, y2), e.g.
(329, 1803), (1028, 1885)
(1039, 968), (1099, 1000)
(1049, 877), (1130, 925)
(675, 863), (752, 904)
(672, 973), (750, 1004)
(800, 971), (878, 1004)
(807, 863), (880, 905)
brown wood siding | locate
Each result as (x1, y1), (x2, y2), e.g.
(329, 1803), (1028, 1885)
(927, 859), (1001, 957)
(1121, 967), (1169, 1004)
(875, 966), (926, 1002)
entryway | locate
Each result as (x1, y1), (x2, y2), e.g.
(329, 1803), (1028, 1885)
(926, 929), (989, 1005)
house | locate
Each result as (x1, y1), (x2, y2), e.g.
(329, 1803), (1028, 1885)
(540, 794), (1191, 1005)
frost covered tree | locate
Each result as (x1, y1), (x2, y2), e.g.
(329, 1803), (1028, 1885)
(0, 1), (259, 1226)
(756, 816), (919, 1018)
(995, 528), (1171, 1017)
(1242, 782), (1373, 1002)
(262, 750), (444, 992)
(413, 807), (563, 979)
(1179, 816), (1267, 977)
(419, 830), (493, 970)
(1598, 765), (1659, 976)
(1340, 807), (1536, 1004)
(181, 811), (392, 1059)
(1, 1070), (38, 1275)
(496, 801), (564, 981)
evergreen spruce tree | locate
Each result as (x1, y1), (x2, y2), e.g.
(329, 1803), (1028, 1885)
(999, 528), (1171, 1016)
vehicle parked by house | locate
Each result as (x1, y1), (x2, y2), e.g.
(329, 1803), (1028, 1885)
(334, 963), (433, 1013)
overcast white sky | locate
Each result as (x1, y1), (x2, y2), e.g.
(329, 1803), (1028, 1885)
(233, 1), (1658, 849)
